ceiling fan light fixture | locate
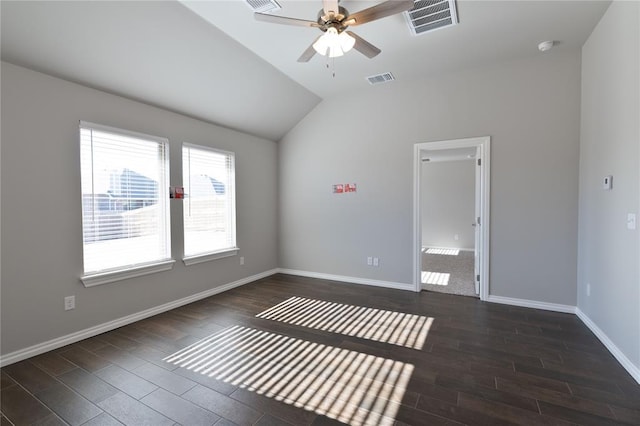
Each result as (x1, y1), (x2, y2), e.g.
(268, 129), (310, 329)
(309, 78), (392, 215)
(339, 31), (356, 52)
(313, 27), (355, 58)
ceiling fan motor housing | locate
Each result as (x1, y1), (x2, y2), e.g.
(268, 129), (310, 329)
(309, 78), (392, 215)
(317, 6), (349, 32)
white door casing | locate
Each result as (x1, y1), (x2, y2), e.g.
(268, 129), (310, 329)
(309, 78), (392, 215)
(474, 145), (481, 296)
(413, 137), (490, 300)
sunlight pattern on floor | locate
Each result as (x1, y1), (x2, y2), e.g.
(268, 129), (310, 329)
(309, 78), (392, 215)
(164, 326), (414, 426)
(421, 271), (451, 286)
(255, 297), (433, 350)
(424, 248), (460, 255)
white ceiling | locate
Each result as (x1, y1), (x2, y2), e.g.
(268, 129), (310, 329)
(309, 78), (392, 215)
(1, 1), (610, 141)
(0, 0), (320, 141)
(183, 0), (610, 98)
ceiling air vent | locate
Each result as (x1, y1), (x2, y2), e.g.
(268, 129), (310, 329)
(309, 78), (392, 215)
(245, 0), (281, 13)
(366, 72), (395, 85)
(405, 0), (458, 36)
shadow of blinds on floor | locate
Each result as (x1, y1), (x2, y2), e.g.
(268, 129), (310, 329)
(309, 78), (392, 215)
(164, 325), (414, 426)
(256, 296), (433, 350)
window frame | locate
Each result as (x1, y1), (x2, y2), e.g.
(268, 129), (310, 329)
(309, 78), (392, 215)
(79, 121), (174, 287)
(181, 142), (239, 266)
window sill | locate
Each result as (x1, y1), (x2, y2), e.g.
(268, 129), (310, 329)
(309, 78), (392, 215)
(183, 248), (239, 266)
(81, 259), (176, 287)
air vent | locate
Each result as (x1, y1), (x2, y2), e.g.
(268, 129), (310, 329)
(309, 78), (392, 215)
(366, 72), (395, 85)
(405, 0), (458, 36)
(245, 0), (281, 13)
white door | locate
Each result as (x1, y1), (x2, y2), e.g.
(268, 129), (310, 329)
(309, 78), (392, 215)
(473, 146), (481, 296)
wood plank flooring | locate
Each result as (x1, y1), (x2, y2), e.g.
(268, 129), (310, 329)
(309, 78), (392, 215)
(1, 274), (639, 425)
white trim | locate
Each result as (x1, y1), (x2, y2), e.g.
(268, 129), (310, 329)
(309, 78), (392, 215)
(486, 295), (576, 314)
(278, 268), (414, 292)
(183, 142), (235, 158)
(414, 137), (490, 300)
(8, 267), (640, 385)
(484, 295), (639, 383)
(183, 248), (239, 266)
(413, 144), (421, 293)
(79, 120), (168, 145)
(576, 308), (640, 384)
(81, 260), (176, 287)
(278, 270), (639, 384)
(1, 269), (279, 367)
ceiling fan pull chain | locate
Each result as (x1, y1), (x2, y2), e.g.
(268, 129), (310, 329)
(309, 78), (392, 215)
(323, 55), (336, 78)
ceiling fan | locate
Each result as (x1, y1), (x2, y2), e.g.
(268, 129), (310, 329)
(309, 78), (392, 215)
(255, 0), (414, 62)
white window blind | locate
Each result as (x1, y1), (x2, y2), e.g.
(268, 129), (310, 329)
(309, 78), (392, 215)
(80, 122), (171, 275)
(182, 144), (237, 258)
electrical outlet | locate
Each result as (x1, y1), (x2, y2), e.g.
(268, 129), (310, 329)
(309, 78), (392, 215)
(367, 257), (373, 266)
(240, 256), (245, 265)
(64, 295), (75, 311)
(454, 234), (459, 241)
(586, 283), (591, 297)
(373, 257), (379, 267)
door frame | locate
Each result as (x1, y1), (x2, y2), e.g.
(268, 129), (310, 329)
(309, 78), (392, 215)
(412, 136), (491, 300)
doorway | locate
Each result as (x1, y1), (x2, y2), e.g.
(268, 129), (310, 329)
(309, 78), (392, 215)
(413, 137), (490, 300)
(421, 155), (476, 296)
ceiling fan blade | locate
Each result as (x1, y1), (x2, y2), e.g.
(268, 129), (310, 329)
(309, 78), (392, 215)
(297, 36), (321, 62)
(323, 0), (339, 16)
(346, 31), (381, 58)
(346, 0), (414, 26)
(255, 12), (319, 27)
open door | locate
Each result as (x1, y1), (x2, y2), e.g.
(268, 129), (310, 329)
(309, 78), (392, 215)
(473, 146), (481, 296)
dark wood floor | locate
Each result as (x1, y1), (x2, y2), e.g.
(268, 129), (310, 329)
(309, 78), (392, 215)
(2, 273), (639, 425)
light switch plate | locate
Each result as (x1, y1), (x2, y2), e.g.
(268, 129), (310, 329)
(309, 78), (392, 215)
(627, 213), (636, 230)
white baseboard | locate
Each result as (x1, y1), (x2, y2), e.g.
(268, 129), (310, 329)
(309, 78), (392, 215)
(278, 268), (415, 292)
(575, 308), (640, 384)
(0, 269), (279, 367)
(487, 296), (639, 384)
(4, 268), (638, 386)
(485, 295), (576, 314)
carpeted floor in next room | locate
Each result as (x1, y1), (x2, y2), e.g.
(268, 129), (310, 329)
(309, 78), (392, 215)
(421, 248), (476, 297)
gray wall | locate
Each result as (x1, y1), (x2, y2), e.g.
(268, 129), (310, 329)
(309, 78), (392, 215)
(279, 50), (581, 305)
(421, 160), (475, 250)
(578, 1), (640, 371)
(1, 62), (279, 356)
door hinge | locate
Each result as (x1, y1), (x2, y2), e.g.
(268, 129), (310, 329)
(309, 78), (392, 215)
(477, 274), (480, 282)
(477, 158), (481, 166)
(477, 216), (481, 225)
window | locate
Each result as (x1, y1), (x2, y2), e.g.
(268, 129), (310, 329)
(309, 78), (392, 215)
(80, 122), (172, 285)
(182, 143), (237, 264)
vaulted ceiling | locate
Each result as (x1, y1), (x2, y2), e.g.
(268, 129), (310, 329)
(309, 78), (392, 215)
(1, 1), (610, 141)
